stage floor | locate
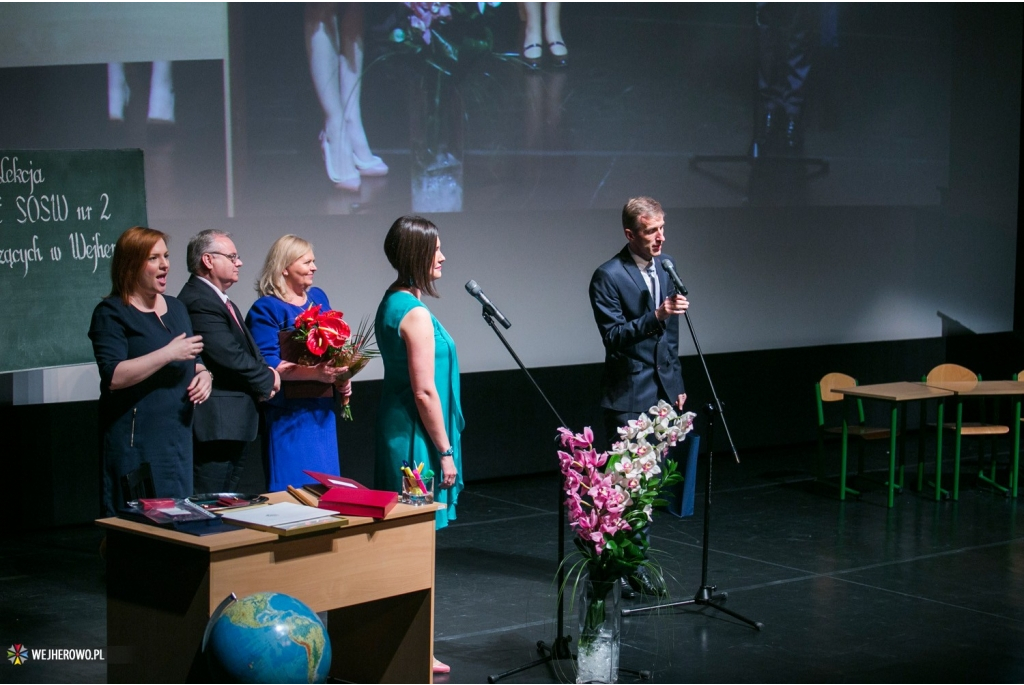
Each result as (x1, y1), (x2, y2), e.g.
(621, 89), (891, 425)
(6, 438), (1024, 683)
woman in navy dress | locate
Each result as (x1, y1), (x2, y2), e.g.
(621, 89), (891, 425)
(89, 226), (213, 516)
(246, 235), (352, 491)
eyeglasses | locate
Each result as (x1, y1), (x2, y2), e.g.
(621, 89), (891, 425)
(207, 251), (242, 263)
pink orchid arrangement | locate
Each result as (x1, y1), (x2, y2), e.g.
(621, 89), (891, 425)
(386, 3), (504, 78)
(403, 2), (452, 46)
(558, 401), (696, 584)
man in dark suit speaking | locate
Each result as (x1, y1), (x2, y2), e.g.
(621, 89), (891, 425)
(178, 230), (280, 493)
(589, 196), (689, 596)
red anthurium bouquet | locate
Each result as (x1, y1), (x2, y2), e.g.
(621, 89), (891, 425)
(291, 305), (378, 420)
(295, 305), (350, 356)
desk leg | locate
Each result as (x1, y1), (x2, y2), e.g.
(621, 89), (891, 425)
(935, 400), (945, 501)
(954, 400), (964, 501)
(887, 403), (898, 508)
(1014, 399), (1021, 498)
(898, 407), (908, 489)
(917, 402), (927, 492)
(840, 416), (849, 501)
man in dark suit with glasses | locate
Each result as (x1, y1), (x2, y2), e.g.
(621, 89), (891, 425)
(178, 230), (280, 493)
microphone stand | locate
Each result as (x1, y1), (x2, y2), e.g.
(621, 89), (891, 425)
(621, 309), (763, 631)
(482, 307), (653, 683)
(480, 308), (574, 683)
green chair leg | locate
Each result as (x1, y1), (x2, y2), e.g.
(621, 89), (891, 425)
(839, 418), (860, 500)
(953, 401), (963, 501)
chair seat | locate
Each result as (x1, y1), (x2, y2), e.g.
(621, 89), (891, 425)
(824, 426), (893, 439)
(940, 422), (1010, 436)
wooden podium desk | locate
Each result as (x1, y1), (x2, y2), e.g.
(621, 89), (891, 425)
(831, 382), (954, 508)
(97, 494), (440, 684)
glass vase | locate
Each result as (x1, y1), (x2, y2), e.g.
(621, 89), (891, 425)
(409, 74), (465, 212)
(576, 567), (621, 684)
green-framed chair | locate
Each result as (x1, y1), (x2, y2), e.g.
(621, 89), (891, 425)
(816, 372), (892, 500)
(921, 363), (1009, 499)
(982, 369), (1024, 496)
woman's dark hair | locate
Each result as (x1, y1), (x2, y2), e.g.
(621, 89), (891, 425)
(383, 216), (440, 298)
(109, 226), (169, 304)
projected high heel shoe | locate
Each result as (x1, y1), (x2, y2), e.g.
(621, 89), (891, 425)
(319, 131), (360, 191)
(352, 153), (388, 177)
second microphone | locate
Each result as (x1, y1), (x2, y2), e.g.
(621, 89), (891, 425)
(465, 280), (511, 329)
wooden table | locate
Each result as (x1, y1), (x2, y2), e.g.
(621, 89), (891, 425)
(97, 494), (441, 683)
(921, 379), (1024, 500)
(830, 382), (954, 507)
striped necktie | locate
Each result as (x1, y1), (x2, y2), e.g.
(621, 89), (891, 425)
(645, 263), (660, 306)
(225, 299), (243, 330)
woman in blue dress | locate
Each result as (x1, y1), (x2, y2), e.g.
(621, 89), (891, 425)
(89, 226), (212, 515)
(374, 216), (464, 674)
(246, 235), (352, 492)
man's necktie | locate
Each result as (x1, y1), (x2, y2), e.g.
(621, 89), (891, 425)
(225, 299), (243, 330)
(645, 263), (660, 307)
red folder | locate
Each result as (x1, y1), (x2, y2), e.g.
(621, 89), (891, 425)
(303, 470), (398, 519)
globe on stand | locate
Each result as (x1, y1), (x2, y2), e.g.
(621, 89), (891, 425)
(204, 592), (331, 683)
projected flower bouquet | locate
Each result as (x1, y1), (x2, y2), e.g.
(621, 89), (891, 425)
(282, 304), (378, 420)
(557, 402), (695, 682)
(377, 2), (507, 211)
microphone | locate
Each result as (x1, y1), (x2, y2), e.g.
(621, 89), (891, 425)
(465, 280), (511, 329)
(660, 258), (688, 296)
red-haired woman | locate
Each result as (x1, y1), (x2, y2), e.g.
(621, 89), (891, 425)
(89, 226), (212, 515)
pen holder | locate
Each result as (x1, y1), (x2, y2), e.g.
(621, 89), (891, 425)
(401, 476), (434, 506)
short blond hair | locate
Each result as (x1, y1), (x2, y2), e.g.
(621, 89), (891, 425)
(622, 196), (664, 232)
(255, 234), (314, 300)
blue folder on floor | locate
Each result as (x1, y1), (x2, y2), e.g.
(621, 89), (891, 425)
(665, 434), (700, 518)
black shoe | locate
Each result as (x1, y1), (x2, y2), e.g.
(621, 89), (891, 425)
(521, 43), (542, 69)
(619, 576), (638, 600)
(547, 41), (569, 68)
(628, 566), (667, 597)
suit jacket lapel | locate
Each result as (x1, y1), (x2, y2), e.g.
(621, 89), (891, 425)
(227, 299), (260, 356)
(618, 245), (651, 309)
(655, 257), (670, 300)
(192, 275), (258, 356)
(620, 246), (655, 312)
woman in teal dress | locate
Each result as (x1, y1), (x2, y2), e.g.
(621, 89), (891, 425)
(375, 216), (464, 530)
(375, 215), (463, 675)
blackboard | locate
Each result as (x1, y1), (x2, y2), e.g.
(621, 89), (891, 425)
(0, 149), (147, 372)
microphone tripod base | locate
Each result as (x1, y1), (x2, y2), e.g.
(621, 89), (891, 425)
(487, 636), (573, 683)
(622, 584), (763, 630)
(487, 635), (654, 682)
(540, 635), (575, 661)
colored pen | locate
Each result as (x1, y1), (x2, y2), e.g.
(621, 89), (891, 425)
(412, 468), (428, 493)
(402, 466), (422, 494)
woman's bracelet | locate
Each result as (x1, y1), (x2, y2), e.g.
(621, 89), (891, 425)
(197, 368), (214, 380)
(438, 445), (454, 457)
